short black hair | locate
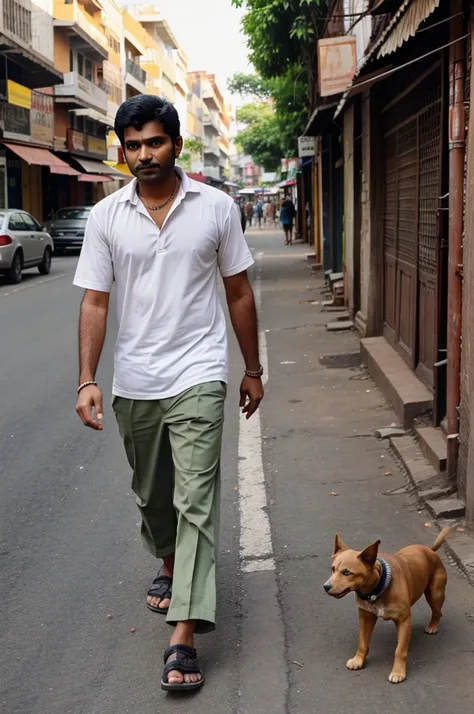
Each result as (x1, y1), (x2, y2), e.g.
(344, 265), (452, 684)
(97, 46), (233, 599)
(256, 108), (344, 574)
(114, 95), (181, 146)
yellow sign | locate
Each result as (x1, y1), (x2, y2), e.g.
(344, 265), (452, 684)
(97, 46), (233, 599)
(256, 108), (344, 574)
(7, 80), (32, 110)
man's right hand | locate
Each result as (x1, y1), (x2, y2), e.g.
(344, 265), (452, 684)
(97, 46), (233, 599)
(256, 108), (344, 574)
(76, 385), (104, 431)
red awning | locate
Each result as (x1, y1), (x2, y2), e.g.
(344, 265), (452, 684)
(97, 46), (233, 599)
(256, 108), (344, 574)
(186, 172), (207, 183)
(3, 143), (79, 175)
(78, 174), (112, 183)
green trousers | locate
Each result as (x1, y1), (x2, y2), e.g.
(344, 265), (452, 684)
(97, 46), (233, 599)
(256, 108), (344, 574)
(112, 381), (226, 634)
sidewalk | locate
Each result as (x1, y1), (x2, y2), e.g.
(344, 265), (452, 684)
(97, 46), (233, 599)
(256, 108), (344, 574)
(252, 231), (474, 714)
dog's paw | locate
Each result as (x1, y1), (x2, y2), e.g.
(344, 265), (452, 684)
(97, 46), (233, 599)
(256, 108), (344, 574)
(424, 624), (439, 635)
(388, 671), (406, 684)
(346, 657), (364, 671)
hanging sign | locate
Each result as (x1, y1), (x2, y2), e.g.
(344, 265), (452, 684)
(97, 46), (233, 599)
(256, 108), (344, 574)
(318, 36), (357, 97)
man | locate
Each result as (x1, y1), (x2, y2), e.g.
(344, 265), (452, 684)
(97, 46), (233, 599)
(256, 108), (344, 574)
(280, 192), (296, 245)
(245, 199), (254, 227)
(74, 95), (263, 692)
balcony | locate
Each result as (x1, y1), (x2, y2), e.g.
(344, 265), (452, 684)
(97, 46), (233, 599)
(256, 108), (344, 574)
(203, 112), (219, 133)
(203, 137), (219, 158)
(203, 166), (220, 181)
(203, 85), (220, 111)
(0, 0), (62, 87)
(125, 59), (147, 94)
(53, 0), (108, 61)
(55, 71), (107, 113)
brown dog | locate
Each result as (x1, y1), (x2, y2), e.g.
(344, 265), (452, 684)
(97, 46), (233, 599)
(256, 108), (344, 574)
(323, 528), (449, 683)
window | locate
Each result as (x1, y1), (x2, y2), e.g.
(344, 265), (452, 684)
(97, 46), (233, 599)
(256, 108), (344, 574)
(8, 214), (28, 231)
(21, 213), (41, 231)
(55, 208), (92, 220)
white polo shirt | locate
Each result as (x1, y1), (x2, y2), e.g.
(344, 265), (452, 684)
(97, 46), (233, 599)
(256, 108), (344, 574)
(73, 168), (254, 400)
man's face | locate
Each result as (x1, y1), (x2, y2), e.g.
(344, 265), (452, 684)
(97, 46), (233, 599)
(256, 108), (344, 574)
(123, 120), (183, 182)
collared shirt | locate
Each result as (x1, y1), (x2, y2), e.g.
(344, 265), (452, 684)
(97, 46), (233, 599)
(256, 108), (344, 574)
(73, 168), (254, 400)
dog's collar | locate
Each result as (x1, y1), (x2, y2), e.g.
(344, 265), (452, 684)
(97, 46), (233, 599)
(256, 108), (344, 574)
(356, 558), (392, 602)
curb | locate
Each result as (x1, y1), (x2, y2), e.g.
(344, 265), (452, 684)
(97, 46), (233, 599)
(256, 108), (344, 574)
(389, 433), (474, 585)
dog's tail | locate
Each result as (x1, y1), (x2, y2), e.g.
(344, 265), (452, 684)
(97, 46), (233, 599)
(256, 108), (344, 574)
(431, 527), (451, 552)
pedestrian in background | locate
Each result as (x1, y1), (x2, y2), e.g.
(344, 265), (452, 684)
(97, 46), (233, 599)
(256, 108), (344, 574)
(266, 199), (275, 226)
(280, 193), (296, 245)
(74, 95), (264, 693)
(255, 199), (264, 229)
(245, 199), (254, 227)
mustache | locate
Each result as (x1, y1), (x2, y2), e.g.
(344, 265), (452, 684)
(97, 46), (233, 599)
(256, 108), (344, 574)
(136, 161), (161, 171)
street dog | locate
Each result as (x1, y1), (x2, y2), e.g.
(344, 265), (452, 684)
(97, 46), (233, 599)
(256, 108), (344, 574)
(323, 528), (450, 683)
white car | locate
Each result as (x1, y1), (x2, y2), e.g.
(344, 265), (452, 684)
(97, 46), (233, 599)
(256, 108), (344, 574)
(0, 210), (54, 284)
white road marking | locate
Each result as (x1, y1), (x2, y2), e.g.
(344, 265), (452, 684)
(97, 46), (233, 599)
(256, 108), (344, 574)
(238, 261), (275, 572)
(0, 272), (67, 298)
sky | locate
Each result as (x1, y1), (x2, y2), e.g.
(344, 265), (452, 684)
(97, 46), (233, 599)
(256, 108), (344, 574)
(145, 0), (253, 105)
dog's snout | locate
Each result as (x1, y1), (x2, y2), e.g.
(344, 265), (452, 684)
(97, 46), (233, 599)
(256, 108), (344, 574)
(323, 580), (332, 593)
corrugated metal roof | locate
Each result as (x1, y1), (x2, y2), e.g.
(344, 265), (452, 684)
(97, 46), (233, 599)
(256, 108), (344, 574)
(334, 0), (441, 117)
(378, 0), (440, 57)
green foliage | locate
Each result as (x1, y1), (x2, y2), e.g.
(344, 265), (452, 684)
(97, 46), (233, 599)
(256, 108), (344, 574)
(184, 137), (203, 154)
(227, 72), (271, 100)
(231, 0), (327, 79)
(235, 101), (283, 171)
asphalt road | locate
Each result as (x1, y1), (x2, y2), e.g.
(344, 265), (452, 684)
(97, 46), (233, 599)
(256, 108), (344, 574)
(1, 232), (473, 714)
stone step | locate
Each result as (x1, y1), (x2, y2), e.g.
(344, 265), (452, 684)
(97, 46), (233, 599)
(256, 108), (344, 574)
(361, 337), (432, 429)
(415, 425), (447, 472)
(426, 498), (465, 520)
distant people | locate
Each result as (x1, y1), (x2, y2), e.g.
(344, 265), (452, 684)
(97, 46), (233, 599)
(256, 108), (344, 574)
(255, 200), (264, 229)
(266, 200), (275, 226)
(239, 200), (247, 233)
(245, 200), (254, 227)
(280, 194), (296, 245)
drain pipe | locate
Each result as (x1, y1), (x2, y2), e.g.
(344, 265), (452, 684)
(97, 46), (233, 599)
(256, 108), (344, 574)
(446, 2), (466, 482)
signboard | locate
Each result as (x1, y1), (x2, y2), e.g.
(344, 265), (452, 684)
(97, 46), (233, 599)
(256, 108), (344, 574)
(30, 91), (54, 146)
(1, 104), (30, 141)
(68, 129), (86, 153)
(67, 129), (107, 158)
(7, 80), (32, 109)
(87, 136), (107, 157)
(287, 157), (300, 171)
(298, 136), (317, 157)
(281, 158), (289, 172)
(318, 36), (357, 97)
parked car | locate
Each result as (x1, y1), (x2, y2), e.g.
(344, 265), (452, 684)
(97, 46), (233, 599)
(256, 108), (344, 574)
(0, 210), (54, 284)
(46, 206), (92, 253)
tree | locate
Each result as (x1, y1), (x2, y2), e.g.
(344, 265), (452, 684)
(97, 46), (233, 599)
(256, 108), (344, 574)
(230, 68), (309, 163)
(235, 101), (283, 171)
(231, 0), (328, 109)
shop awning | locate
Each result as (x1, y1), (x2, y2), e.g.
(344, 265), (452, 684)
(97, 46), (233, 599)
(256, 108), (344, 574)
(104, 160), (133, 177)
(77, 174), (112, 183)
(73, 156), (125, 178)
(3, 143), (80, 175)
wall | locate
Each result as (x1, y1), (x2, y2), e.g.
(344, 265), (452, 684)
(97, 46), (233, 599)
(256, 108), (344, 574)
(343, 105), (354, 313)
(356, 91), (371, 335)
(54, 29), (70, 74)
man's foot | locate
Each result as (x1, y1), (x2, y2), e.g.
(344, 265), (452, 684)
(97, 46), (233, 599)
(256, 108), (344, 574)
(164, 623), (202, 687)
(147, 560), (173, 612)
(161, 645), (204, 691)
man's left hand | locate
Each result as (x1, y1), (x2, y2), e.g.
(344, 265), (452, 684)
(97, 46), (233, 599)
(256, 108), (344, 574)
(239, 375), (264, 419)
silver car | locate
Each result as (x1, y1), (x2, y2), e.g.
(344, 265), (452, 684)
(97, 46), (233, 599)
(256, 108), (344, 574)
(0, 210), (54, 284)
(46, 206), (92, 252)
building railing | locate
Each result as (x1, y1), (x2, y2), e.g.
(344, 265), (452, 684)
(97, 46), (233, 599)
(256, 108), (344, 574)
(55, 70), (108, 112)
(126, 58), (146, 85)
(1, 0), (55, 64)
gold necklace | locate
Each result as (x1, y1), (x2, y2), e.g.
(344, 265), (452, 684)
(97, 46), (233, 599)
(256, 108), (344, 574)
(139, 176), (180, 211)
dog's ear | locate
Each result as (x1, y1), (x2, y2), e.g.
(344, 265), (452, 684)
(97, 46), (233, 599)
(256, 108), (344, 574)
(358, 540), (381, 567)
(333, 533), (349, 555)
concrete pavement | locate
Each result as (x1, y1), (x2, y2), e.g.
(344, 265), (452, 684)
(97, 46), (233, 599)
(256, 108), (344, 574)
(1, 230), (473, 714)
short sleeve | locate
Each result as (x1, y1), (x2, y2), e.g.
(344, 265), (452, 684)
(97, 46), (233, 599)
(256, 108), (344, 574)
(218, 202), (254, 278)
(73, 210), (113, 292)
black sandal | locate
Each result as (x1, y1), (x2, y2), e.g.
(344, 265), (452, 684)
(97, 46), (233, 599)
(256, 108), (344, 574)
(161, 644), (204, 692)
(147, 573), (172, 614)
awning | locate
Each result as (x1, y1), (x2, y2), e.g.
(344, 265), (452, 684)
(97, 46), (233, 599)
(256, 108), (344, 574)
(187, 172), (207, 183)
(304, 101), (339, 137)
(73, 156), (125, 178)
(335, 0), (441, 118)
(3, 143), (80, 175)
(104, 160), (133, 177)
(78, 174), (112, 183)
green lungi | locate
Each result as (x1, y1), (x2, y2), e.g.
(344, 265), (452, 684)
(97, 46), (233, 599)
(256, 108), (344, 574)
(112, 381), (226, 633)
